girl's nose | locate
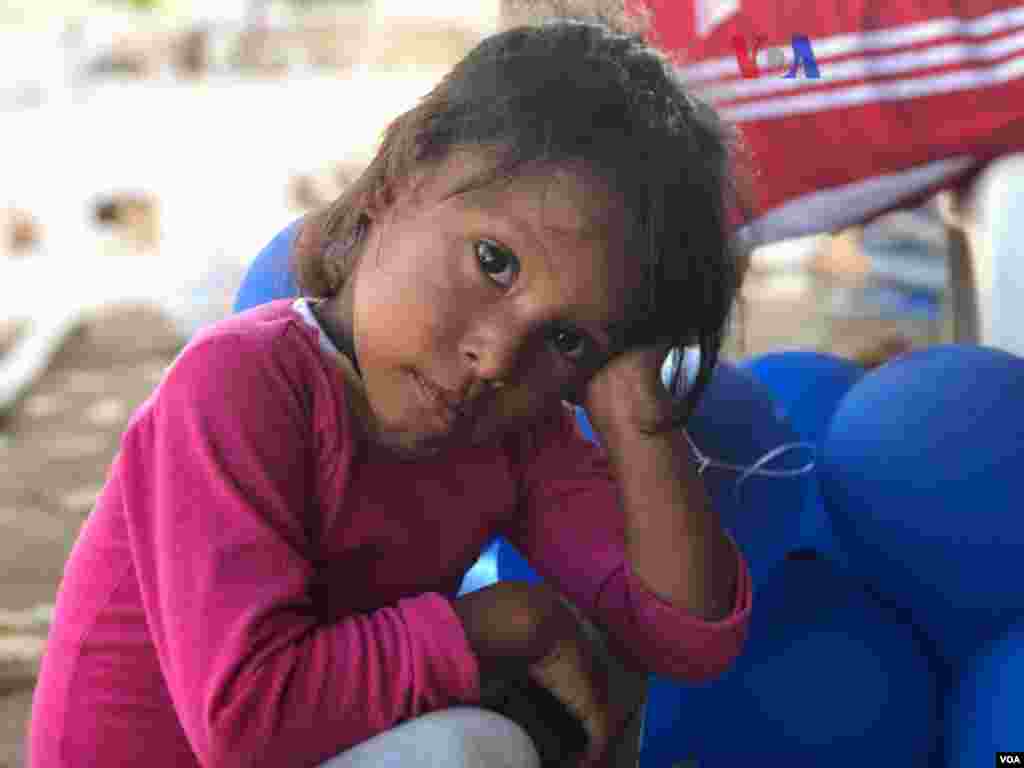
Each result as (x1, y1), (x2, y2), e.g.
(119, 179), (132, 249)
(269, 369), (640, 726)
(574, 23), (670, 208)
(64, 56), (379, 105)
(460, 317), (529, 386)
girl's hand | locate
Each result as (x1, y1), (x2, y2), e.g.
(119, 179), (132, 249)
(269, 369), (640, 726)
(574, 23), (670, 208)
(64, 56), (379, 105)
(526, 602), (638, 768)
(454, 581), (639, 767)
(453, 580), (567, 668)
(582, 340), (677, 438)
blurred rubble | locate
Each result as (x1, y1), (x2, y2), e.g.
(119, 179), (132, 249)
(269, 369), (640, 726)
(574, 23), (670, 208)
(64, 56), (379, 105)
(92, 190), (161, 252)
(360, 17), (484, 71)
(4, 208), (41, 256)
(287, 160), (362, 211)
(731, 203), (949, 368)
(0, 321), (26, 360)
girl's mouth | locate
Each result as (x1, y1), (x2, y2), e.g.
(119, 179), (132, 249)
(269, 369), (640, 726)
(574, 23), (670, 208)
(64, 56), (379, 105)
(412, 371), (466, 432)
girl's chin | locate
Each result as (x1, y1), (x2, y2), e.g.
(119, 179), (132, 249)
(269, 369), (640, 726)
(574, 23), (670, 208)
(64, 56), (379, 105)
(402, 425), (503, 460)
(373, 435), (443, 462)
(374, 426), (472, 461)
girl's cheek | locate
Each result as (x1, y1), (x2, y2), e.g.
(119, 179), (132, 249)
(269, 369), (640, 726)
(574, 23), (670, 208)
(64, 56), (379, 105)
(496, 393), (549, 433)
(521, 367), (576, 410)
(409, 240), (476, 305)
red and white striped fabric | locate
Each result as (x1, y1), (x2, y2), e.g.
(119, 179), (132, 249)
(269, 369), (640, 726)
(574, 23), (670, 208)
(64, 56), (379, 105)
(635, 1), (1024, 245)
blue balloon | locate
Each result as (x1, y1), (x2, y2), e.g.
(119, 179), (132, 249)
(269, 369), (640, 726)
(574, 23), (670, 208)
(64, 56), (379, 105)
(496, 537), (544, 585)
(947, 618), (1024, 767)
(740, 351), (865, 570)
(456, 538), (502, 596)
(233, 218), (302, 312)
(741, 351), (863, 447)
(640, 556), (939, 767)
(677, 361), (812, 588)
(821, 345), (1024, 665)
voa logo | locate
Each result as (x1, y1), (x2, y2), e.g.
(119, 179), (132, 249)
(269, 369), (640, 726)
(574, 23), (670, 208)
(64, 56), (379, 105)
(732, 34), (821, 79)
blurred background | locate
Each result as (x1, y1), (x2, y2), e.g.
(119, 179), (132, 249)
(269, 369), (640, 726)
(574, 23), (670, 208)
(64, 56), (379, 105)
(0, 1), (990, 765)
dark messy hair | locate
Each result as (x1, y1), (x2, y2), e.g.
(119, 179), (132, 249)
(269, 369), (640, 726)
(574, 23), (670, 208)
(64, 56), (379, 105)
(291, 4), (752, 435)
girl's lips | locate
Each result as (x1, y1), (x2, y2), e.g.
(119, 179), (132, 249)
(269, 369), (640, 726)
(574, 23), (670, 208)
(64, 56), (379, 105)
(412, 372), (463, 431)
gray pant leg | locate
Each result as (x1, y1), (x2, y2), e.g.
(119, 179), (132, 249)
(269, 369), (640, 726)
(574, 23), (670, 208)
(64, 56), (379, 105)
(316, 707), (541, 768)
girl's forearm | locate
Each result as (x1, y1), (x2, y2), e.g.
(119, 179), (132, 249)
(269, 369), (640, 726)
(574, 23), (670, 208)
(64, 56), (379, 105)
(600, 422), (738, 622)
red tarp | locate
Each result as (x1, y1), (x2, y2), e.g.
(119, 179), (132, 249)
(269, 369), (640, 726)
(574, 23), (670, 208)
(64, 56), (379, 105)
(635, 1), (1024, 243)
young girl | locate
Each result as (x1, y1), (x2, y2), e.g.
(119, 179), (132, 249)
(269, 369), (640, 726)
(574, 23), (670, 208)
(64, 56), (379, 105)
(28, 9), (753, 768)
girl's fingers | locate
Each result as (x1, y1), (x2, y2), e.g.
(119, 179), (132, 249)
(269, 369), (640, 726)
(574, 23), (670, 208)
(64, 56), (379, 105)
(583, 688), (639, 768)
(577, 696), (613, 766)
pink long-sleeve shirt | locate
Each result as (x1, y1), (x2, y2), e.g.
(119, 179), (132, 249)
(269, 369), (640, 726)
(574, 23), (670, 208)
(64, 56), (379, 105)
(28, 298), (751, 768)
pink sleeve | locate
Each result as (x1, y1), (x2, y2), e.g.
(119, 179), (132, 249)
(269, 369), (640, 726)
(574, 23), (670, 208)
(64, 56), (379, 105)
(501, 403), (752, 683)
(118, 332), (480, 768)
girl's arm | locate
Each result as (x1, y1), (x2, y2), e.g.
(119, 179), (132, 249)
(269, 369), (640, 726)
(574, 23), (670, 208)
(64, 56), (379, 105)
(581, 342), (741, 624)
(500, 401), (752, 684)
(597, 412), (739, 622)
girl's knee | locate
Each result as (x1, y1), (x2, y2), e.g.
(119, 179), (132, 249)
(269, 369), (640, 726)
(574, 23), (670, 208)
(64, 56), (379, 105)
(419, 706), (542, 768)
(319, 706), (541, 768)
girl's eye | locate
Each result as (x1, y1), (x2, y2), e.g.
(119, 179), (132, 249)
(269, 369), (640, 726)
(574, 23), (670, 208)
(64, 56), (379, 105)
(550, 327), (588, 362)
(475, 240), (519, 288)
(475, 240), (589, 364)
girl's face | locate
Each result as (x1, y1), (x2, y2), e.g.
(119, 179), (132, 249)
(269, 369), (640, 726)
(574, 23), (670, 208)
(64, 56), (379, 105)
(331, 150), (642, 460)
